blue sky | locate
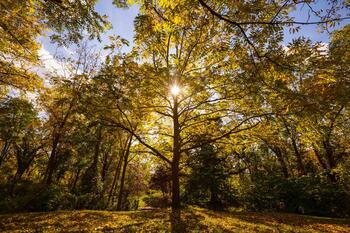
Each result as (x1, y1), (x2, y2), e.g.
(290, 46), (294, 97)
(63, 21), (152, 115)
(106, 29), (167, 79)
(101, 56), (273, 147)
(39, 0), (349, 60)
(284, 1), (349, 43)
(94, 0), (139, 53)
(39, 0), (139, 58)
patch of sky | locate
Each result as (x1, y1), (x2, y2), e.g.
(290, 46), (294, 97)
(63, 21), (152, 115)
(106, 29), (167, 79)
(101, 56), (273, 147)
(36, 1), (349, 74)
(38, 0), (139, 71)
(283, 0), (350, 44)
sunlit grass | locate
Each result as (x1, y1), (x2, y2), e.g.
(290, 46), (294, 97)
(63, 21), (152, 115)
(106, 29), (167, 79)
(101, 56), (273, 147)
(0, 207), (349, 232)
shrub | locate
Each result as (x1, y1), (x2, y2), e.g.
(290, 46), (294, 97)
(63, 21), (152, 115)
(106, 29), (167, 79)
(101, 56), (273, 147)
(143, 191), (171, 208)
(242, 173), (350, 217)
(0, 181), (79, 212)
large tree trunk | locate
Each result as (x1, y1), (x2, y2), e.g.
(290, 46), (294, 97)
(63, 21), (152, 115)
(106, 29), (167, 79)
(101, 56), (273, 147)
(79, 126), (103, 194)
(116, 135), (132, 211)
(171, 95), (181, 211)
(171, 154), (180, 210)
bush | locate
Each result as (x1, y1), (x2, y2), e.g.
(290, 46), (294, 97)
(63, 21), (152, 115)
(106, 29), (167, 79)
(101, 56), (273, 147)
(76, 193), (103, 209)
(0, 181), (78, 213)
(242, 173), (350, 217)
(143, 191), (171, 208)
(183, 144), (238, 210)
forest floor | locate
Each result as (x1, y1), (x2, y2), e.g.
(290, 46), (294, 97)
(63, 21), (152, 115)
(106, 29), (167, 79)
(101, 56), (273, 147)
(0, 207), (349, 233)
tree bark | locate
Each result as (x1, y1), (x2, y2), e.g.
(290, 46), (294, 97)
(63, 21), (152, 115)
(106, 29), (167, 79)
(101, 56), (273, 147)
(0, 140), (10, 167)
(10, 143), (37, 195)
(70, 167), (81, 192)
(116, 135), (132, 211)
(291, 138), (306, 176)
(313, 145), (328, 170)
(171, 95), (181, 211)
(44, 140), (57, 185)
(281, 118), (305, 176)
(261, 139), (289, 178)
(273, 147), (289, 178)
(101, 144), (112, 182)
(44, 101), (74, 186)
(323, 140), (337, 182)
(107, 154), (123, 207)
(92, 126), (103, 173)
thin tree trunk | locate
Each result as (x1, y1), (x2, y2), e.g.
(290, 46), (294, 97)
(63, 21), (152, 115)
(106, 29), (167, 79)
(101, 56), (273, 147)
(291, 138), (306, 175)
(44, 130), (63, 186)
(281, 118), (305, 176)
(107, 154), (123, 207)
(323, 140), (337, 182)
(9, 172), (21, 196)
(313, 145), (328, 170)
(70, 167), (81, 192)
(44, 102), (74, 186)
(101, 144), (112, 183)
(10, 144), (36, 195)
(323, 140), (336, 169)
(92, 126), (103, 172)
(0, 140), (10, 167)
(274, 147), (289, 178)
(321, 105), (343, 182)
(261, 139), (289, 178)
(116, 135), (132, 211)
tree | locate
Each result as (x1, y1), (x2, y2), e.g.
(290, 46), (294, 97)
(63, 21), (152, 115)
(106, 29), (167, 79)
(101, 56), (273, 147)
(150, 164), (171, 198)
(11, 125), (43, 195)
(184, 144), (236, 210)
(99, 1), (274, 215)
(40, 46), (100, 186)
(0, 0), (109, 92)
(0, 97), (37, 167)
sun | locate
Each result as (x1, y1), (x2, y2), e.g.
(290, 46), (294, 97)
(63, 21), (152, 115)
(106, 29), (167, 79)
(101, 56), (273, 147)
(170, 85), (180, 96)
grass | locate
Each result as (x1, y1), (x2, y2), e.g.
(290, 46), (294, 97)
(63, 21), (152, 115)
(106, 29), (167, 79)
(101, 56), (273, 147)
(0, 207), (349, 232)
